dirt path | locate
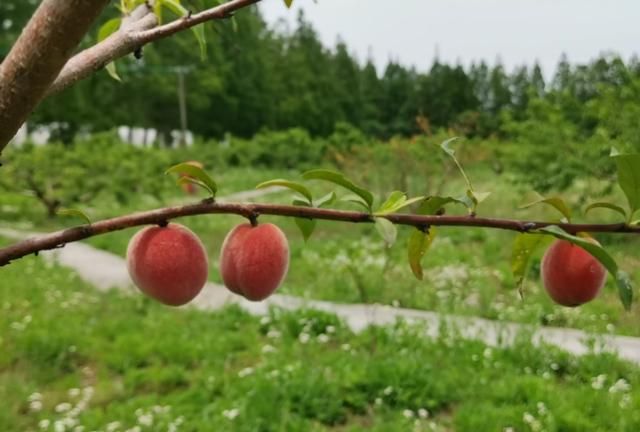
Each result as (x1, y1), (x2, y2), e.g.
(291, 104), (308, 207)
(2, 191), (640, 364)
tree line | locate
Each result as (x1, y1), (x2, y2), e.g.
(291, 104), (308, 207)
(2, 2), (640, 146)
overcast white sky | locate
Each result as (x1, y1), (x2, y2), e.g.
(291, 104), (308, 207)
(259, 0), (640, 77)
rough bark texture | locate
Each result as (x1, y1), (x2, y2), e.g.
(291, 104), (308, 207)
(0, 0), (110, 152)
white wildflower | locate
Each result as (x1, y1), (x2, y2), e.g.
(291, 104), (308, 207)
(238, 367), (254, 378)
(402, 409), (414, 418)
(609, 378), (631, 394)
(298, 333), (310, 344)
(222, 408), (240, 420)
(418, 408), (429, 419)
(317, 334), (329, 343)
(591, 374), (607, 390)
(38, 419), (50, 430)
(55, 402), (72, 413)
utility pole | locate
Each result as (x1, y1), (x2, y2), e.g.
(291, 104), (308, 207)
(176, 66), (189, 147)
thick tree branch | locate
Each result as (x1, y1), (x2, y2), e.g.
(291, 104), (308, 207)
(0, 0), (111, 151)
(48, 0), (262, 95)
(1, 200), (638, 267)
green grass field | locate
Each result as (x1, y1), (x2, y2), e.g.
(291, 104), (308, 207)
(2, 251), (640, 431)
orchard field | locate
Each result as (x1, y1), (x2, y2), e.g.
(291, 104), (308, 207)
(2, 130), (640, 431)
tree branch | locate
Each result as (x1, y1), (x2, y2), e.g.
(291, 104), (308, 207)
(48, 0), (262, 95)
(0, 0), (111, 152)
(1, 200), (638, 267)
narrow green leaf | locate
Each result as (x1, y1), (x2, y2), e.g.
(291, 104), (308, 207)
(340, 194), (371, 212)
(303, 169), (373, 211)
(584, 202), (627, 220)
(439, 137), (473, 192)
(162, 0), (207, 60)
(611, 152), (640, 219)
(57, 208), (91, 225)
(537, 226), (633, 310)
(98, 18), (121, 42)
(374, 217), (397, 247)
(295, 218), (316, 242)
(511, 233), (552, 295)
(256, 179), (312, 204)
(105, 62), (122, 82)
(375, 191), (425, 215)
(520, 195), (572, 222)
(314, 191), (337, 208)
(408, 227), (436, 280)
(166, 162), (217, 197)
(417, 196), (470, 215)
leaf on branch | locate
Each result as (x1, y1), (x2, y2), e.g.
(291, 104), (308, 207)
(374, 217), (397, 247)
(610, 149), (640, 220)
(520, 194), (572, 222)
(295, 218), (316, 242)
(314, 191), (337, 208)
(303, 169), (374, 212)
(166, 162), (217, 197)
(162, 0), (207, 60)
(340, 194), (371, 212)
(417, 195), (470, 215)
(375, 191), (425, 215)
(57, 208), (91, 225)
(511, 233), (552, 297)
(98, 18), (123, 81)
(584, 202), (627, 220)
(537, 225), (633, 310)
(438, 137), (486, 213)
(256, 179), (313, 204)
(408, 227), (436, 280)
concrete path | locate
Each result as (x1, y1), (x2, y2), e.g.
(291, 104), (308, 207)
(2, 209), (640, 364)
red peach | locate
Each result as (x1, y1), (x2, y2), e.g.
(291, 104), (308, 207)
(540, 239), (606, 307)
(220, 223), (289, 301)
(126, 223), (208, 306)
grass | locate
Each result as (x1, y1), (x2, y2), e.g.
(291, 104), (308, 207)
(2, 251), (640, 431)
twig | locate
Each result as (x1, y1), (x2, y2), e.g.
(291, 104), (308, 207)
(1, 200), (638, 266)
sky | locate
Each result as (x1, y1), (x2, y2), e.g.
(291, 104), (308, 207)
(259, 0), (640, 77)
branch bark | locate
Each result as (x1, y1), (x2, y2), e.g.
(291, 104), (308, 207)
(0, 0), (262, 152)
(48, 0), (262, 95)
(1, 200), (638, 267)
(0, 0), (111, 152)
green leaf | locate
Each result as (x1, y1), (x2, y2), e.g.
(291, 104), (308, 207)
(105, 62), (122, 82)
(407, 227), (436, 280)
(520, 195), (572, 222)
(439, 137), (473, 191)
(98, 18), (121, 42)
(374, 217), (397, 247)
(340, 194), (371, 212)
(162, 0), (207, 60)
(537, 225), (633, 310)
(314, 191), (336, 208)
(256, 179), (313, 204)
(611, 152), (640, 219)
(417, 196), (470, 215)
(57, 208), (91, 225)
(98, 18), (122, 81)
(166, 162), (217, 197)
(471, 190), (491, 204)
(303, 169), (373, 212)
(511, 233), (552, 295)
(295, 218), (316, 242)
(284, 0), (294, 7)
(584, 202), (627, 220)
(375, 191), (425, 215)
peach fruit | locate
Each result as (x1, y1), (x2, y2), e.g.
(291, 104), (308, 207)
(126, 223), (208, 306)
(540, 239), (606, 307)
(220, 223), (289, 301)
